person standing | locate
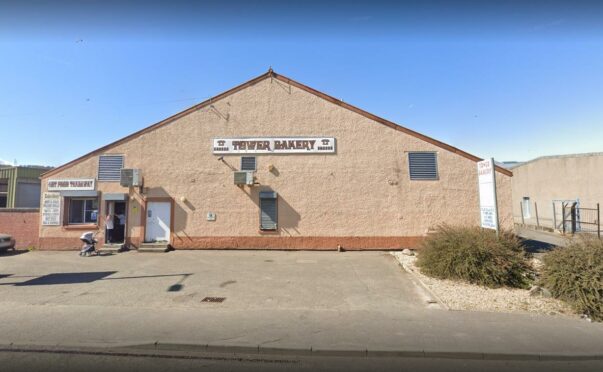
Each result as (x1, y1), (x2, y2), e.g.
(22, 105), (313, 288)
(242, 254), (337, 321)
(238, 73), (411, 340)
(105, 213), (114, 244)
(116, 212), (126, 242)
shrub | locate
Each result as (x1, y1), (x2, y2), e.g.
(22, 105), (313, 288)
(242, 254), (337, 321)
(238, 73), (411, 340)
(541, 236), (603, 321)
(416, 225), (533, 288)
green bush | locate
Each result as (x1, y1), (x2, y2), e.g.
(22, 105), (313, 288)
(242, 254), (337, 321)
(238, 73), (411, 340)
(416, 225), (533, 288)
(541, 237), (603, 321)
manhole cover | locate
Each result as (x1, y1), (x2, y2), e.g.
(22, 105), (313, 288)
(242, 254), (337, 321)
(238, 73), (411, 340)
(201, 297), (226, 303)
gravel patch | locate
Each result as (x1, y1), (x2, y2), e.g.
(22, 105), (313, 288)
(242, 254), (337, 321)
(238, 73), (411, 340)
(391, 251), (577, 318)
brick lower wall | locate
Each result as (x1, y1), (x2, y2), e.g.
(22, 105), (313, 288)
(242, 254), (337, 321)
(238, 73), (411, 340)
(38, 237), (83, 250)
(0, 209), (39, 249)
(38, 235), (423, 251)
(171, 236), (423, 250)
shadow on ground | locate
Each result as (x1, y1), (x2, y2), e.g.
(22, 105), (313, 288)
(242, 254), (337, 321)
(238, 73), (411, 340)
(0, 249), (29, 257)
(520, 238), (556, 254)
(0, 271), (193, 291)
(14, 272), (118, 286)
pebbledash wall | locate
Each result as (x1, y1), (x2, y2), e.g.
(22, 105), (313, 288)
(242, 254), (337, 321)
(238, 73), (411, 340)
(38, 71), (513, 250)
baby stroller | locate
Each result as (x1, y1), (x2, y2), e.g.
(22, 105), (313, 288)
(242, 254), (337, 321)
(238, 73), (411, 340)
(79, 231), (99, 257)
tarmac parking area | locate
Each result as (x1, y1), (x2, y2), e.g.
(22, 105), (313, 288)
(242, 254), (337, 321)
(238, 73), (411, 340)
(1, 249), (602, 359)
(0, 250), (426, 312)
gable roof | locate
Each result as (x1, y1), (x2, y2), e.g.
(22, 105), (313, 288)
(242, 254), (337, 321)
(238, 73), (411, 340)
(42, 70), (512, 178)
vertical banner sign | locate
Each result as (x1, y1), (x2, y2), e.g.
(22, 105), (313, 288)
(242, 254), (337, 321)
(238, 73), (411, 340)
(477, 158), (499, 233)
(41, 192), (61, 226)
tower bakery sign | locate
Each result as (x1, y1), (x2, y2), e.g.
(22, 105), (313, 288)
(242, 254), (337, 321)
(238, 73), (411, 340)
(213, 137), (336, 154)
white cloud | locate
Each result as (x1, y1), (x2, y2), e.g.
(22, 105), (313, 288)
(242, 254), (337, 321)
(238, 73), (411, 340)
(0, 159), (14, 166)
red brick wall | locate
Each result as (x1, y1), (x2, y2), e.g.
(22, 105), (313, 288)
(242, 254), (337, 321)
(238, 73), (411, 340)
(0, 209), (39, 249)
(171, 236), (423, 250)
(38, 237), (83, 250)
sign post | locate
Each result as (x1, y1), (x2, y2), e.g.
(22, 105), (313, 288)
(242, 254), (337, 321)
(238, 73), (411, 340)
(477, 158), (499, 236)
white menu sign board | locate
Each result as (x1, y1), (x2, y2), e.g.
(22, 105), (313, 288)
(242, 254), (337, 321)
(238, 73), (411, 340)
(212, 137), (336, 154)
(477, 158), (499, 231)
(41, 192), (61, 226)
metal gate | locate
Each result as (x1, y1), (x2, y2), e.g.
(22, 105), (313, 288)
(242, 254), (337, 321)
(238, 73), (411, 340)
(552, 199), (578, 231)
(562, 202), (601, 238)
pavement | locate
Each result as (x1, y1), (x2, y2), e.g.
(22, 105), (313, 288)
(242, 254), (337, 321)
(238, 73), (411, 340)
(0, 250), (602, 361)
(516, 226), (570, 250)
(1, 347), (602, 372)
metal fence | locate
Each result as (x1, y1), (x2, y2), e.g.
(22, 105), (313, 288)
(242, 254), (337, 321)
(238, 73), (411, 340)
(562, 202), (601, 238)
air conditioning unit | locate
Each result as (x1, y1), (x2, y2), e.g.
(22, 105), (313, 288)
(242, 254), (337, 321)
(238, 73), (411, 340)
(120, 168), (142, 187)
(234, 171), (254, 186)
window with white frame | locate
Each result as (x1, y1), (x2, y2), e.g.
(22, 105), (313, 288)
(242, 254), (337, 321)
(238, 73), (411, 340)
(522, 197), (531, 218)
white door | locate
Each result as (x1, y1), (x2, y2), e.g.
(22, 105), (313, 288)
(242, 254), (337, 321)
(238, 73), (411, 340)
(145, 202), (171, 242)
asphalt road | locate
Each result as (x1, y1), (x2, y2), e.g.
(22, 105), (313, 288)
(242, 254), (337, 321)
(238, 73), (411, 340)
(1, 348), (602, 372)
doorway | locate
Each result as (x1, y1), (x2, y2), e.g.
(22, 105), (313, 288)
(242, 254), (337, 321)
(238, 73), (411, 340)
(145, 201), (171, 243)
(106, 201), (127, 245)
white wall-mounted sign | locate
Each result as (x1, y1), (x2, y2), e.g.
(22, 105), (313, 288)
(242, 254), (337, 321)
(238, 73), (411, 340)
(212, 137), (336, 154)
(477, 158), (499, 232)
(41, 192), (61, 226)
(47, 178), (95, 191)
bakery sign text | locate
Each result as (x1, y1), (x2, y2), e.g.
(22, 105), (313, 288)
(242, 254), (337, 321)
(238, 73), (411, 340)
(47, 178), (96, 191)
(212, 137), (336, 154)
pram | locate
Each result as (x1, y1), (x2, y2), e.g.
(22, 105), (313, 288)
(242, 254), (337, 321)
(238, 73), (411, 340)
(79, 231), (99, 257)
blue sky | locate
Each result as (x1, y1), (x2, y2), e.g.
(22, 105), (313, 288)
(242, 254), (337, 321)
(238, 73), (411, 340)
(1, 0), (602, 166)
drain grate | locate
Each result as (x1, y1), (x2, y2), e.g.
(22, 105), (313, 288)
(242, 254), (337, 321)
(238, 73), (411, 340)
(201, 297), (226, 303)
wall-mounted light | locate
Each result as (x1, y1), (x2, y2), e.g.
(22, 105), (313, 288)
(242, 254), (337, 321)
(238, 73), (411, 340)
(180, 196), (187, 203)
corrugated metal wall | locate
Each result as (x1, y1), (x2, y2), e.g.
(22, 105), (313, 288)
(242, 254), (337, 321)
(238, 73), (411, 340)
(0, 167), (50, 208)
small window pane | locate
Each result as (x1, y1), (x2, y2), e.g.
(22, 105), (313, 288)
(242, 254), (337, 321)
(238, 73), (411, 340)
(85, 199), (97, 211)
(69, 200), (84, 224)
(85, 199), (98, 223)
(241, 157), (256, 171)
(0, 195), (7, 208)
